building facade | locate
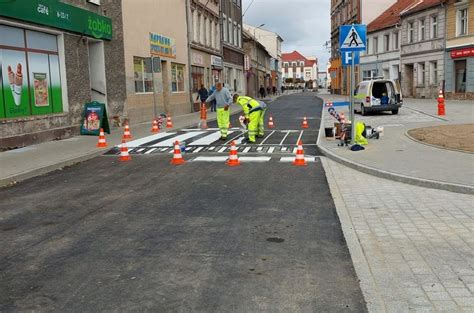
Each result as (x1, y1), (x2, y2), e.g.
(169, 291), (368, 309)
(330, 0), (397, 95)
(360, 0), (413, 82)
(445, 0), (474, 99)
(244, 25), (284, 91)
(400, 0), (446, 99)
(220, 0), (244, 95)
(122, 0), (191, 123)
(242, 29), (272, 98)
(0, 0), (126, 149)
(281, 51), (318, 88)
(188, 0), (222, 111)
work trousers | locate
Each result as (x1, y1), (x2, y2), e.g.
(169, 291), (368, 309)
(217, 107), (230, 138)
(247, 109), (265, 142)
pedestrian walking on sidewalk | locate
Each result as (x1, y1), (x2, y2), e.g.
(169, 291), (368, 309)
(233, 94), (267, 144)
(196, 84), (208, 107)
(205, 82), (232, 140)
(259, 85), (266, 98)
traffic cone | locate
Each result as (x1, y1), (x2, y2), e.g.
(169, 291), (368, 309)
(199, 103), (208, 129)
(119, 140), (131, 162)
(437, 89), (445, 116)
(170, 140), (185, 165)
(166, 116), (173, 128)
(301, 116), (309, 129)
(151, 119), (159, 133)
(96, 128), (108, 147)
(292, 140), (307, 166)
(122, 122), (132, 140)
(226, 141), (241, 166)
(268, 116), (274, 128)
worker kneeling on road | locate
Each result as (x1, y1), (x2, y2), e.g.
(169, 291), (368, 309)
(233, 94), (267, 143)
(205, 82), (232, 140)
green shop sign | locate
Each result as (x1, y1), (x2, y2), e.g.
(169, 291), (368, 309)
(0, 0), (112, 40)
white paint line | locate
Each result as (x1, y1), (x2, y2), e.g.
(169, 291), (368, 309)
(259, 130), (275, 145)
(267, 147), (275, 154)
(191, 156), (271, 162)
(185, 147), (192, 151)
(296, 130), (304, 144)
(279, 157), (316, 162)
(208, 146), (215, 151)
(292, 147), (297, 154)
(183, 128), (219, 131)
(242, 147), (251, 153)
(193, 147), (204, 153)
(191, 131), (233, 145)
(218, 147), (227, 153)
(281, 147), (288, 152)
(118, 132), (176, 147)
(144, 148), (157, 154)
(136, 148), (144, 153)
(160, 148), (168, 152)
(279, 131), (291, 145)
(151, 131), (206, 147)
(256, 147), (263, 151)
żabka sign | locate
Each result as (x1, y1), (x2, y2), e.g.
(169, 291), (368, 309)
(0, 0), (113, 40)
(451, 47), (474, 59)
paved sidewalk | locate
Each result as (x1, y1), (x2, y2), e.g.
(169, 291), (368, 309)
(322, 157), (474, 312)
(317, 92), (474, 194)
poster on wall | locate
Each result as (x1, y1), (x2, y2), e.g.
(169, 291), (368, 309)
(33, 72), (49, 107)
(80, 101), (110, 135)
(1, 50), (30, 117)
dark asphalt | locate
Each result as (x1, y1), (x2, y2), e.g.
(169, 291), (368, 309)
(0, 92), (367, 312)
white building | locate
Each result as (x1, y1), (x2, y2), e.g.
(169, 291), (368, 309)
(281, 51), (318, 88)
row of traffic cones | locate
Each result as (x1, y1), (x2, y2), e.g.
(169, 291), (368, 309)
(118, 139), (307, 166)
(267, 116), (310, 129)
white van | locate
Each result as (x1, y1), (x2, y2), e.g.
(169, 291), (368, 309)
(354, 79), (403, 115)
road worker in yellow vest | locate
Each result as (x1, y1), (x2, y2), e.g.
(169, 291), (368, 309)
(233, 94), (267, 143)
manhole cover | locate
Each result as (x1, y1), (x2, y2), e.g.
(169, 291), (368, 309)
(266, 237), (285, 243)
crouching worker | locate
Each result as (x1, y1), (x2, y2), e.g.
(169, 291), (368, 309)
(233, 94), (267, 143)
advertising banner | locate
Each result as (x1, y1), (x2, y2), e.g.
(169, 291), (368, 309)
(80, 102), (110, 135)
(150, 33), (176, 58)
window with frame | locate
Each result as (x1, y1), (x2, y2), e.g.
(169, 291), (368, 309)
(408, 22), (414, 43)
(457, 8), (468, 36)
(228, 18), (233, 45)
(237, 24), (242, 48)
(431, 15), (438, 38)
(373, 37), (378, 54)
(393, 31), (399, 49)
(384, 34), (390, 52)
(233, 22), (238, 46)
(134, 57), (153, 93)
(419, 19), (425, 41)
(429, 61), (438, 85)
(418, 63), (426, 86)
(171, 63), (185, 92)
(223, 14), (228, 42)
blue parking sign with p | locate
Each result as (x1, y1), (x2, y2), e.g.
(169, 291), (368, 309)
(339, 25), (366, 52)
(342, 51), (360, 66)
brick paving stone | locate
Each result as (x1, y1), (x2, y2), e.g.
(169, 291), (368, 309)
(322, 158), (474, 312)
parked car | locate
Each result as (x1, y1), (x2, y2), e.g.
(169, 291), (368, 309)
(354, 79), (403, 115)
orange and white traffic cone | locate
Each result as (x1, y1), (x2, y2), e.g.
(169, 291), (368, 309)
(96, 128), (108, 147)
(268, 116), (274, 128)
(226, 141), (241, 166)
(437, 89), (445, 116)
(166, 116), (173, 128)
(199, 103), (208, 129)
(151, 119), (159, 133)
(301, 116), (309, 129)
(122, 122), (132, 140)
(119, 140), (131, 162)
(293, 140), (307, 166)
(170, 140), (185, 165)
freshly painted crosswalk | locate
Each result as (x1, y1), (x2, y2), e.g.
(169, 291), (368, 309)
(105, 129), (319, 158)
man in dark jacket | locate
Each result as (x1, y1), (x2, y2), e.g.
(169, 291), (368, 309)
(196, 84), (208, 105)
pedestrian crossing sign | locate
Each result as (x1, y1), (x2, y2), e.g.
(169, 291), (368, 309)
(339, 25), (366, 52)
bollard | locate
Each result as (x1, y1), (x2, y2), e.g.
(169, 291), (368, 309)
(437, 89), (445, 116)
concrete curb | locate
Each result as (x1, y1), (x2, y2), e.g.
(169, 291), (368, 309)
(321, 157), (386, 313)
(405, 129), (474, 155)
(316, 96), (474, 195)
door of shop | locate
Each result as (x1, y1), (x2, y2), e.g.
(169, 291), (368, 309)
(88, 40), (107, 105)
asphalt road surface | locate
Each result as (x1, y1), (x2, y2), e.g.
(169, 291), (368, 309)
(0, 93), (367, 312)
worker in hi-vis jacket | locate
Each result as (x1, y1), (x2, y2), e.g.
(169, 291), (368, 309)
(233, 94), (267, 143)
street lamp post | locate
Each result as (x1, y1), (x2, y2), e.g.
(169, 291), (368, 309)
(254, 23), (264, 98)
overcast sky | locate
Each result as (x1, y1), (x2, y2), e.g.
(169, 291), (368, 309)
(241, 0), (331, 66)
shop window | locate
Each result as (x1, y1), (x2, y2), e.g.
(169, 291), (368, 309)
(171, 63), (185, 92)
(454, 60), (466, 93)
(133, 57), (153, 93)
(0, 25), (63, 118)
